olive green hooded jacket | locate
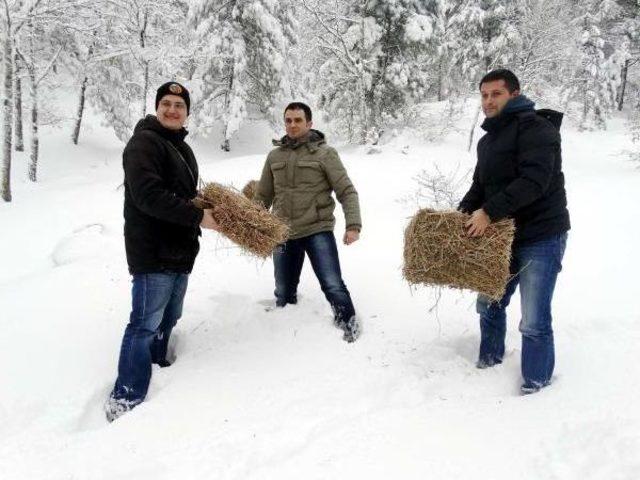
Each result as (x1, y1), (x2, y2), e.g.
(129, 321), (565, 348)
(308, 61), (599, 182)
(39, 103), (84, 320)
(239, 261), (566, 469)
(254, 130), (361, 240)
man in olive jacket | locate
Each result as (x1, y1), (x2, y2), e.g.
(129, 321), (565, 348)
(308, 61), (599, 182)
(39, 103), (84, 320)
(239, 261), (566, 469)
(254, 102), (362, 342)
(459, 69), (570, 395)
(105, 82), (218, 421)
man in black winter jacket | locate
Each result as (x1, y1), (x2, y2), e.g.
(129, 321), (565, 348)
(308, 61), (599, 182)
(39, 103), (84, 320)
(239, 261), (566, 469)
(459, 69), (570, 395)
(106, 82), (218, 421)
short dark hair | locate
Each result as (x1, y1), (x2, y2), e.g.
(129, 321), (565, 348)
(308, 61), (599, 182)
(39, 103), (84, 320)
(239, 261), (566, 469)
(479, 69), (520, 93)
(284, 102), (312, 122)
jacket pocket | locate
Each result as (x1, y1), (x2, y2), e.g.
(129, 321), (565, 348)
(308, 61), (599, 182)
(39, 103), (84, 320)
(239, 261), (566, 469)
(296, 161), (324, 186)
(270, 161), (287, 188)
(315, 193), (335, 222)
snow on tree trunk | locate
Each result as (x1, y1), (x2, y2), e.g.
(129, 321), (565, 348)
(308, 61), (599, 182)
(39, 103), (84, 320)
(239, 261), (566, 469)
(467, 103), (482, 152)
(618, 59), (629, 111)
(221, 63), (235, 152)
(14, 55), (24, 152)
(2, 37), (14, 202)
(142, 62), (149, 117)
(72, 76), (88, 145)
(28, 69), (38, 183)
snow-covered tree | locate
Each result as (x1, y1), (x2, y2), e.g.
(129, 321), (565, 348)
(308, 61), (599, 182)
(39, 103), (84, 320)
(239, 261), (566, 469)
(562, 0), (622, 130)
(87, 0), (192, 142)
(509, 0), (573, 99)
(303, 0), (436, 144)
(613, 0), (640, 111)
(15, 13), (67, 182)
(2, 0), (82, 197)
(189, 0), (296, 151)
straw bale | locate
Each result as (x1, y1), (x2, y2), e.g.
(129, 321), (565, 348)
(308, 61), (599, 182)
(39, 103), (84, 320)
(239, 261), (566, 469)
(241, 180), (259, 200)
(403, 209), (515, 300)
(195, 182), (289, 258)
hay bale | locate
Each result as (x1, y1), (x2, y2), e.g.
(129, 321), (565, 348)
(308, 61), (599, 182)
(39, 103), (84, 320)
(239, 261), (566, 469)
(241, 179), (259, 200)
(403, 209), (515, 301)
(195, 182), (289, 258)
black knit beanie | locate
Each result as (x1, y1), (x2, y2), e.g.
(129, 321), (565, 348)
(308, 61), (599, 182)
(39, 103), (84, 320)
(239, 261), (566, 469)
(155, 82), (190, 114)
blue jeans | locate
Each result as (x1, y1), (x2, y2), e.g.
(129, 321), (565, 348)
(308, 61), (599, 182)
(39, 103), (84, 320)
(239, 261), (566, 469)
(111, 273), (189, 405)
(273, 231), (355, 324)
(476, 233), (567, 388)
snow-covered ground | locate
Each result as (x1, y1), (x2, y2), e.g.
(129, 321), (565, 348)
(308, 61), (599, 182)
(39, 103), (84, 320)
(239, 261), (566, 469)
(1, 109), (639, 480)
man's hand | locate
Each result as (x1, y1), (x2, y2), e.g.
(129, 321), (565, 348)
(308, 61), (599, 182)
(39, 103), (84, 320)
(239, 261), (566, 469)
(465, 208), (491, 237)
(343, 229), (360, 245)
(200, 208), (220, 231)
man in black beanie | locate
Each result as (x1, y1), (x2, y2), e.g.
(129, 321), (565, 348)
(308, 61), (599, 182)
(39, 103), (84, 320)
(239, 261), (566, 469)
(155, 81), (191, 114)
(105, 81), (218, 422)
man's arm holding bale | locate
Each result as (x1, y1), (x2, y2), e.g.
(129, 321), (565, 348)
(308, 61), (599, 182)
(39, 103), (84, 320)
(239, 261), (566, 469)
(459, 165), (490, 237)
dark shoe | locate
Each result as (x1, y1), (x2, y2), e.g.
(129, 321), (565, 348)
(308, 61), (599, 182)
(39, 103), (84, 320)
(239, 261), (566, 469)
(153, 358), (173, 368)
(520, 380), (550, 395)
(104, 395), (139, 422)
(337, 316), (361, 343)
(476, 356), (502, 369)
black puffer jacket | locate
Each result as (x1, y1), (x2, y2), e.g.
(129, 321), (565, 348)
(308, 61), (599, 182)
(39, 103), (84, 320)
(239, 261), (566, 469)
(459, 96), (570, 245)
(123, 115), (204, 274)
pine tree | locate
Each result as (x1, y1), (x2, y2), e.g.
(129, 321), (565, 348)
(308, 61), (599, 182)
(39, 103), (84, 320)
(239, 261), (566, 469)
(189, 0), (296, 151)
(305, 0), (434, 144)
(614, 0), (640, 110)
(563, 0), (622, 130)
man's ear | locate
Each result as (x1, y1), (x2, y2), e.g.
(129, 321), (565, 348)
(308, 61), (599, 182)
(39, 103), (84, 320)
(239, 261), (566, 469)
(511, 89), (521, 98)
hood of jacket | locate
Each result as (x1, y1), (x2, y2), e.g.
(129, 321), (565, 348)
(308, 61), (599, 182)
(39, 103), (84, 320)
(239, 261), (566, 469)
(272, 129), (326, 152)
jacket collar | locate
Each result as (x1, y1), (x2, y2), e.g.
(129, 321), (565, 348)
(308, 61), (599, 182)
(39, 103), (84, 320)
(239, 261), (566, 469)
(481, 95), (535, 133)
(133, 114), (188, 143)
(272, 129), (326, 152)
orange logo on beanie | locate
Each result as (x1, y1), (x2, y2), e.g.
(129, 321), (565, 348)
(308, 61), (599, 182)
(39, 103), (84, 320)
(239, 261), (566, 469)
(169, 83), (183, 94)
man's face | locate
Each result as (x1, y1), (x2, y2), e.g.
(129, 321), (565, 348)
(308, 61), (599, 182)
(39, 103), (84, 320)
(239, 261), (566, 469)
(156, 94), (188, 130)
(480, 80), (519, 118)
(284, 108), (312, 139)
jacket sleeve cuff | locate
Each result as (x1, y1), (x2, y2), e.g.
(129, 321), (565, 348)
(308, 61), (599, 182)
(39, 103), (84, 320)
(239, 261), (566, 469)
(482, 201), (504, 222)
(192, 206), (205, 227)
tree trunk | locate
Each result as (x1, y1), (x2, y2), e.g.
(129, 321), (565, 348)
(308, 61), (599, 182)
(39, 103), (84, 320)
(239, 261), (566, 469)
(140, 10), (149, 117)
(580, 78), (589, 131)
(618, 59), (629, 111)
(28, 70), (38, 183)
(221, 66), (235, 152)
(72, 76), (88, 145)
(2, 38), (14, 202)
(142, 61), (149, 117)
(437, 58), (444, 102)
(467, 102), (482, 152)
(14, 55), (24, 152)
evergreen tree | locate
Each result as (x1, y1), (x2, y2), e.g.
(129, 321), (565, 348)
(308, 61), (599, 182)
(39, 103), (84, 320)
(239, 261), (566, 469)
(563, 0), (622, 130)
(307, 0), (434, 144)
(189, 0), (296, 151)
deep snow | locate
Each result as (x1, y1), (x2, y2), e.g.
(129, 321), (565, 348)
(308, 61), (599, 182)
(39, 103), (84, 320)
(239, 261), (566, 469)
(1, 108), (639, 480)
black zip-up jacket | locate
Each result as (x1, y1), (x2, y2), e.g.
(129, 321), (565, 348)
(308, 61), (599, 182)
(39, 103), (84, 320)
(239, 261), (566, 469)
(459, 96), (570, 245)
(123, 115), (204, 274)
